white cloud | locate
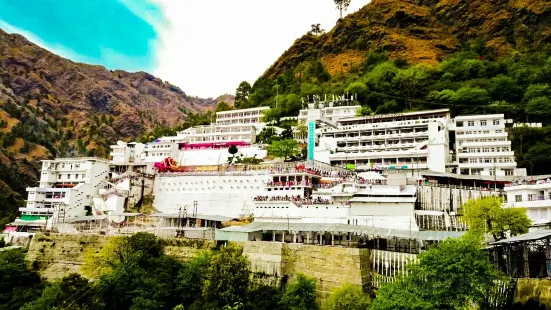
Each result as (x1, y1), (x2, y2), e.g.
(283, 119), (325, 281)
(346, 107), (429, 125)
(153, 0), (370, 98)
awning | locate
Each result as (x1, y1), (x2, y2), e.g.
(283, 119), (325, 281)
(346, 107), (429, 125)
(150, 213), (235, 222)
(219, 222), (465, 241)
(63, 215), (108, 223)
(107, 212), (141, 217)
(11, 219), (47, 226)
(358, 172), (387, 180)
(349, 197), (417, 203)
(491, 229), (551, 245)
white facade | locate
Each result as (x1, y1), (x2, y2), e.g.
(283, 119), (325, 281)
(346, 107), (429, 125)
(176, 124), (257, 144)
(298, 104), (361, 123)
(315, 109), (451, 174)
(504, 179), (551, 225)
(453, 114), (518, 177)
(110, 141), (146, 164)
(215, 106), (270, 131)
(143, 141), (179, 164)
(21, 158), (110, 228)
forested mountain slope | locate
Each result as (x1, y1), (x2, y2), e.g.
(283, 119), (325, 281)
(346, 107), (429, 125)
(0, 29), (217, 226)
(234, 0), (551, 177)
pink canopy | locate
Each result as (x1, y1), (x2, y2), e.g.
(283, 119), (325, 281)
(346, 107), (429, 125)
(179, 141), (250, 150)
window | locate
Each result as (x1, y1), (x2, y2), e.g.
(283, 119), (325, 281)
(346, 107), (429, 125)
(493, 120), (500, 126)
(515, 195), (522, 202)
(495, 130), (503, 133)
(504, 169), (514, 176)
(480, 120), (487, 126)
(468, 121), (475, 126)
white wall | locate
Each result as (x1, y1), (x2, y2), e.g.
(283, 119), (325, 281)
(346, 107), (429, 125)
(154, 174), (273, 217)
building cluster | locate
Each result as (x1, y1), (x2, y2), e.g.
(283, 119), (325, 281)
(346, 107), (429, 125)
(6, 98), (547, 246)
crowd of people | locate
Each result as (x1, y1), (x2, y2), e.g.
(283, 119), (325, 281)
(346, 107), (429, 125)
(253, 195), (332, 205)
(266, 180), (312, 187)
(506, 178), (551, 187)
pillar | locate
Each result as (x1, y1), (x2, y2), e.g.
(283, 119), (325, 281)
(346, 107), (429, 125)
(331, 233), (334, 246)
(523, 243), (530, 277)
(293, 233), (296, 243)
(319, 232), (323, 245)
(272, 231), (276, 241)
(307, 232), (310, 244)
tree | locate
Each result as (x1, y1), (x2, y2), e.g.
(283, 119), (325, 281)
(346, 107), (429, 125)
(203, 244), (251, 309)
(308, 24), (325, 36)
(296, 121), (308, 141)
(279, 274), (318, 310)
(325, 284), (370, 310)
(177, 253), (211, 308)
(268, 139), (300, 161)
(216, 101), (234, 112)
(371, 236), (506, 310)
(460, 196), (531, 241)
(356, 106), (373, 117)
(228, 145), (239, 164)
(0, 249), (43, 310)
(461, 196), (532, 241)
(22, 273), (101, 310)
(246, 284), (282, 310)
(526, 97), (551, 122)
(235, 82), (252, 109)
(334, 0), (351, 18)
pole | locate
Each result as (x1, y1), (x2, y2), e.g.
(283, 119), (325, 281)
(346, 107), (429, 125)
(276, 85), (279, 109)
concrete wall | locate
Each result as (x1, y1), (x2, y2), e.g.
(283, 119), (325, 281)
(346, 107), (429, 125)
(513, 279), (551, 309)
(243, 241), (370, 299)
(27, 233), (216, 281)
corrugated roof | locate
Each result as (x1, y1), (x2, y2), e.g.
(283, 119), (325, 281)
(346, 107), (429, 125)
(108, 212), (141, 217)
(150, 213), (234, 222)
(491, 229), (551, 245)
(349, 197), (416, 203)
(219, 222), (465, 241)
(64, 215), (107, 223)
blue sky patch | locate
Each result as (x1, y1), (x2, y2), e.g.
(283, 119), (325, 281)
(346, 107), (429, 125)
(0, 0), (161, 72)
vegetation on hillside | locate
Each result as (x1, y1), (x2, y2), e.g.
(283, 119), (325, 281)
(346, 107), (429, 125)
(2, 229), (522, 309)
(235, 42), (551, 175)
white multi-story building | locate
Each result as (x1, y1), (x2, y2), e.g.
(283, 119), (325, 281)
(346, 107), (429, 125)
(177, 124), (257, 144)
(110, 141), (146, 164)
(503, 178), (551, 226)
(314, 109), (451, 174)
(215, 106), (270, 130)
(298, 103), (361, 124)
(452, 114), (519, 177)
(18, 158), (110, 229)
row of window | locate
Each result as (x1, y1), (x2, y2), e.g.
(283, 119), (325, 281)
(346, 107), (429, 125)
(459, 120), (500, 127)
(158, 186), (262, 191)
(457, 130), (504, 135)
(161, 179), (264, 186)
(464, 147), (511, 153)
(460, 158), (514, 164)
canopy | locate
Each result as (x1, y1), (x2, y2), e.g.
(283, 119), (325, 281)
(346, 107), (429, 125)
(358, 172), (387, 180)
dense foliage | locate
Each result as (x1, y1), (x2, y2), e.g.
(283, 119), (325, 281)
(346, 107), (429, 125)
(2, 232), (517, 310)
(236, 44), (551, 175)
(371, 236), (507, 310)
(1, 233), (324, 310)
(460, 196), (531, 241)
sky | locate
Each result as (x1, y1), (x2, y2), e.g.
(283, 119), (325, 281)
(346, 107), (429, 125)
(0, 0), (370, 98)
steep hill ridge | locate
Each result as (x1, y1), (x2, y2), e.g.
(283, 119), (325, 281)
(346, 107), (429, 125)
(0, 28), (216, 226)
(264, 0), (551, 78)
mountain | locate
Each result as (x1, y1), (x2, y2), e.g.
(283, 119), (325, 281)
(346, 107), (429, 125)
(264, 0), (551, 78)
(0, 28), (217, 226)
(238, 0), (551, 177)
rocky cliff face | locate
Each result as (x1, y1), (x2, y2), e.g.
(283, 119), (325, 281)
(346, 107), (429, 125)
(264, 0), (551, 78)
(0, 28), (217, 226)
